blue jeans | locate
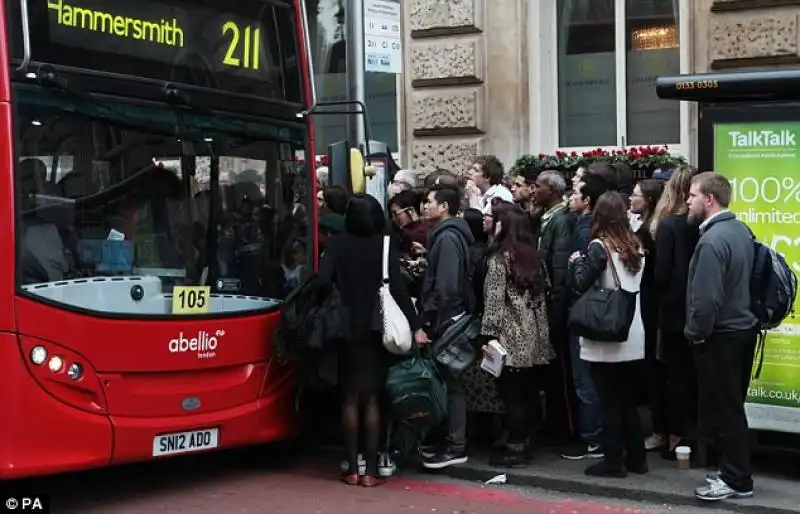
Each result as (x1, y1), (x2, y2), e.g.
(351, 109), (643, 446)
(569, 334), (602, 444)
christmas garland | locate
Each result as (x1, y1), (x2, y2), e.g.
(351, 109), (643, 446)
(510, 146), (687, 180)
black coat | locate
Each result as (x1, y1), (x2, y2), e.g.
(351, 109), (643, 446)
(469, 241), (490, 315)
(273, 273), (349, 389)
(653, 214), (699, 332)
(539, 204), (576, 334)
(319, 233), (420, 392)
(320, 233), (419, 336)
(636, 223), (659, 350)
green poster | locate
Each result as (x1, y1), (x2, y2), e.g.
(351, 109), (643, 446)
(715, 122), (800, 423)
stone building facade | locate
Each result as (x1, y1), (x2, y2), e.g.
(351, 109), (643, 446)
(402, 0), (528, 174)
(400, 0), (800, 174)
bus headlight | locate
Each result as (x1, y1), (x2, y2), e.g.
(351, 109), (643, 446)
(30, 346), (47, 365)
(48, 356), (64, 373)
(67, 363), (83, 380)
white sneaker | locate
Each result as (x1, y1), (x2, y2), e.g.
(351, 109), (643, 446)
(644, 433), (666, 451)
(339, 454), (366, 476)
(378, 452), (396, 477)
(696, 478), (753, 501)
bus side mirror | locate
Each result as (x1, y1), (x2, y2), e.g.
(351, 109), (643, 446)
(327, 140), (350, 189)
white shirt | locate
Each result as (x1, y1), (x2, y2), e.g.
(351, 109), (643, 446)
(479, 184), (514, 214)
(580, 240), (646, 363)
(628, 212), (642, 232)
(699, 209), (730, 233)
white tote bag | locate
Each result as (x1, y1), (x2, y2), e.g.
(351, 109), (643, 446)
(378, 236), (413, 355)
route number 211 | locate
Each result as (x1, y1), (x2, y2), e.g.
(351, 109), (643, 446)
(221, 21), (261, 70)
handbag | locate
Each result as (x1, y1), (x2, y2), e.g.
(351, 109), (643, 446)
(378, 235), (413, 355)
(568, 241), (637, 342)
(432, 312), (481, 377)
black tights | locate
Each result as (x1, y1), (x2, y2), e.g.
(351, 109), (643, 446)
(497, 367), (536, 446)
(342, 390), (381, 477)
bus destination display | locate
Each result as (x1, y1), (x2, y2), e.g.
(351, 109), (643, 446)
(40, 0), (291, 95)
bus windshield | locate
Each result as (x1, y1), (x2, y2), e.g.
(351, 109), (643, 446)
(15, 85), (312, 317)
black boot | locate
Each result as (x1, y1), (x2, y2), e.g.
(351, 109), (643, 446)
(489, 444), (527, 468)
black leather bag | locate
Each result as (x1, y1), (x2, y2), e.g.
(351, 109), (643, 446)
(568, 243), (637, 343)
(432, 313), (481, 377)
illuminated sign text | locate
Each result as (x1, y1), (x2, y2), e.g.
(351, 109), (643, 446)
(48, 0), (185, 48)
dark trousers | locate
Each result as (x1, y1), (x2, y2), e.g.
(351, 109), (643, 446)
(569, 334), (602, 444)
(648, 360), (668, 435)
(662, 330), (697, 438)
(497, 367), (538, 445)
(541, 332), (576, 440)
(590, 361), (646, 470)
(693, 329), (757, 492)
(444, 372), (467, 452)
(644, 324), (668, 435)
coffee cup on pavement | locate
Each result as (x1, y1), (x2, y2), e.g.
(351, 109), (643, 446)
(675, 446), (691, 470)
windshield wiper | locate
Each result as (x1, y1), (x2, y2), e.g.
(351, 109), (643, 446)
(34, 66), (193, 140)
(162, 84), (260, 139)
(163, 84), (216, 116)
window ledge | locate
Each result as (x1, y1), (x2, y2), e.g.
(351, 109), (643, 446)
(711, 0), (800, 13)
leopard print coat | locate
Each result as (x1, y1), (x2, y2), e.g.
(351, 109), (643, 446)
(481, 254), (553, 368)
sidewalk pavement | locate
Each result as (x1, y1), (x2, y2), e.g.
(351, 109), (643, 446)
(312, 444), (800, 513)
(427, 448), (800, 514)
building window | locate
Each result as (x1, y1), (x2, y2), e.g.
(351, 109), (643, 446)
(305, 0), (398, 152)
(555, 0), (681, 149)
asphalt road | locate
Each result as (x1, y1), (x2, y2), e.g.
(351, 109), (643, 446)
(1, 446), (740, 514)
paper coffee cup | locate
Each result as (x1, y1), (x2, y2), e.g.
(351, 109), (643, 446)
(675, 446), (691, 470)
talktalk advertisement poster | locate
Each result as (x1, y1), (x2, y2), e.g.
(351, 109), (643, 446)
(715, 121), (800, 433)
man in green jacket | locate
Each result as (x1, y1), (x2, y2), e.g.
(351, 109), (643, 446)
(534, 170), (578, 445)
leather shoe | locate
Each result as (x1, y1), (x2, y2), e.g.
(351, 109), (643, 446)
(360, 475), (386, 487)
(340, 473), (360, 486)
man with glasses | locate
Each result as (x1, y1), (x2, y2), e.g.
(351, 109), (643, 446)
(388, 190), (429, 251)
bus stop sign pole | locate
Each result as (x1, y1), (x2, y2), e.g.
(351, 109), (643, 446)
(345, 0), (366, 148)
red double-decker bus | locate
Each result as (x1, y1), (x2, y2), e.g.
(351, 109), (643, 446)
(0, 0), (317, 479)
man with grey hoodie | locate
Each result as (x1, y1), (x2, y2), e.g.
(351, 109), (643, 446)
(685, 172), (757, 502)
(418, 184), (475, 470)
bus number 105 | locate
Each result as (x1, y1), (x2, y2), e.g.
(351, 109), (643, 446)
(176, 288), (209, 310)
(221, 21), (261, 70)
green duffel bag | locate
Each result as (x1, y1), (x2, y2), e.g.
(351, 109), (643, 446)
(385, 347), (448, 430)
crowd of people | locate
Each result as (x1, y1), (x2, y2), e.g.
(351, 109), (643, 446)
(309, 156), (759, 503)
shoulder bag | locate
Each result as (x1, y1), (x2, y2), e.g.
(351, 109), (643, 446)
(379, 235), (413, 355)
(432, 312), (481, 377)
(568, 241), (637, 342)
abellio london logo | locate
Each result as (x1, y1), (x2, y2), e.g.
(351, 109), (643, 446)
(168, 330), (224, 359)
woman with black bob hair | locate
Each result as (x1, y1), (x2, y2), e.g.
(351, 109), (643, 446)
(462, 208), (489, 312)
(320, 193), (426, 487)
(480, 206), (553, 467)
